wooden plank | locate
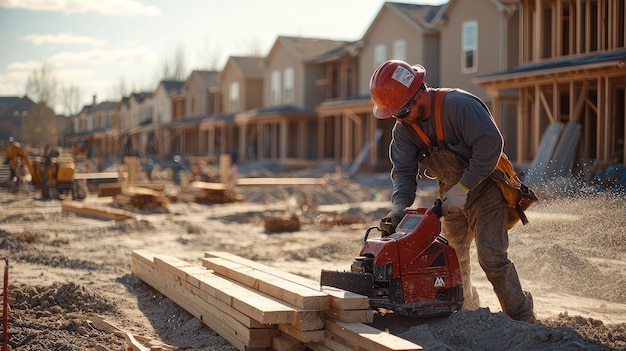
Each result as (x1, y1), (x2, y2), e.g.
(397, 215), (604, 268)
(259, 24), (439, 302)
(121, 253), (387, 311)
(124, 333), (150, 351)
(149, 254), (296, 324)
(324, 318), (423, 351)
(278, 323), (325, 343)
(61, 201), (136, 221)
(131, 257), (250, 350)
(322, 307), (374, 323)
(271, 335), (305, 351)
(122, 186), (163, 196)
(306, 338), (354, 351)
(204, 251), (322, 290)
(192, 268), (296, 324)
(132, 251), (270, 330)
(131, 250), (271, 328)
(320, 286), (370, 311)
(190, 181), (228, 191)
(205, 252), (369, 311)
(202, 257), (330, 310)
(292, 309), (325, 332)
(74, 171), (121, 180)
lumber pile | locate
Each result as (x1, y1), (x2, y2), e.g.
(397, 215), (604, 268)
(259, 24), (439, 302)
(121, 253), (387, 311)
(112, 186), (169, 210)
(131, 250), (423, 351)
(98, 182), (165, 197)
(176, 181), (243, 204)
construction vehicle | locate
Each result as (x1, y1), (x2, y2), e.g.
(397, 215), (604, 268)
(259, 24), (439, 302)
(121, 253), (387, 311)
(3, 141), (87, 200)
(320, 199), (464, 318)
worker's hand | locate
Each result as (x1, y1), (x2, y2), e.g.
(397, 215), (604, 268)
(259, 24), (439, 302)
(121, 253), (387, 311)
(442, 183), (469, 215)
(379, 204), (406, 236)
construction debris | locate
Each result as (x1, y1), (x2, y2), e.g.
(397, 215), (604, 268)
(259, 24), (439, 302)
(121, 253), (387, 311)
(264, 212), (300, 232)
(131, 250), (421, 351)
(117, 186), (169, 210)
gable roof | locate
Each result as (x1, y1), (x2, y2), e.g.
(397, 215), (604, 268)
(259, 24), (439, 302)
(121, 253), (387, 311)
(430, 0), (517, 27)
(266, 36), (351, 64)
(0, 96), (35, 118)
(187, 70), (220, 90)
(362, 2), (444, 38)
(227, 56), (264, 79)
(308, 40), (363, 64)
(160, 80), (185, 94)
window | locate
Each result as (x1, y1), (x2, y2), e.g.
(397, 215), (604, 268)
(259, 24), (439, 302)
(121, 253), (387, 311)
(392, 39), (406, 61)
(271, 70), (281, 105)
(192, 97), (198, 113)
(462, 21), (478, 72)
(374, 44), (387, 69)
(283, 67), (294, 104)
(229, 81), (239, 111)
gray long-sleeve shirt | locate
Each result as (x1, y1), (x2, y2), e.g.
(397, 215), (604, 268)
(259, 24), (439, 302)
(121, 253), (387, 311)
(389, 88), (504, 207)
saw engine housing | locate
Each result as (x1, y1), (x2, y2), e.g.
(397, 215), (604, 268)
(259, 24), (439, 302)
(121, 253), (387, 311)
(321, 201), (464, 318)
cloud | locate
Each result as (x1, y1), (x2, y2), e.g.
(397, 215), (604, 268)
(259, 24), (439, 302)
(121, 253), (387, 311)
(47, 46), (158, 67)
(7, 60), (43, 72)
(0, 70), (32, 95)
(22, 33), (107, 47)
(0, 0), (162, 17)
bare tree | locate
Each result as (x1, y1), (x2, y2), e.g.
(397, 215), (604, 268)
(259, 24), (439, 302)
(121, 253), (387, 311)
(158, 43), (188, 81)
(195, 36), (223, 70)
(25, 61), (58, 111)
(111, 77), (130, 100)
(239, 37), (265, 57)
(59, 84), (84, 116)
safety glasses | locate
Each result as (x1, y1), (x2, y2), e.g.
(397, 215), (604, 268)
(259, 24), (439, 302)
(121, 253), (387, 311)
(392, 91), (418, 119)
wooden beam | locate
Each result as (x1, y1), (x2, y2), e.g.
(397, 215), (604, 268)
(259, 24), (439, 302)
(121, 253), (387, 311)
(539, 89), (555, 123)
(61, 201), (136, 221)
(573, 80), (590, 122)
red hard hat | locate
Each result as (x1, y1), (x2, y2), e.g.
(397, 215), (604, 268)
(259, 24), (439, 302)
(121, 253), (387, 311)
(369, 60), (426, 119)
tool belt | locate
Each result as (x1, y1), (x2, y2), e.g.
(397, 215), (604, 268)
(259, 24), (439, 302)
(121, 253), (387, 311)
(407, 89), (538, 229)
(491, 153), (538, 229)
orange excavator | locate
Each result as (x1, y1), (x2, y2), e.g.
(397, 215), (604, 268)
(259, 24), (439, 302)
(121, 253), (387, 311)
(3, 140), (87, 200)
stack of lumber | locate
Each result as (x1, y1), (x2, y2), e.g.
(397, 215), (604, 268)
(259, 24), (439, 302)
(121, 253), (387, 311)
(113, 186), (169, 210)
(176, 181), (243, 204)
(98, 182), (164, 197)
(131, 250), (423, 351)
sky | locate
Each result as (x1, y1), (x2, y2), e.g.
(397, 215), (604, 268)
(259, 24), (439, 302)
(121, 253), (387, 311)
(0, 0), (446, 115)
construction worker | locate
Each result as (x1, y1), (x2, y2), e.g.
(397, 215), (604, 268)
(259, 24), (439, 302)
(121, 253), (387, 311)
(173, 155), (183, 185)
(370, 60), (536, 323)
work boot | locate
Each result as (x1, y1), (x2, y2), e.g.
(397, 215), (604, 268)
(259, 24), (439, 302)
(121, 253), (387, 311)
(511, 290), (537, 323)
(462, 286), (480, 311)
(484, 262), (536, 322)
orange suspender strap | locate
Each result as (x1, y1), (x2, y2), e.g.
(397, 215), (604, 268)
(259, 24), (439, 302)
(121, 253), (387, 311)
(409, 123), (431, 146)
(433, 88), (451, 142)
(408, 89), (450, 147)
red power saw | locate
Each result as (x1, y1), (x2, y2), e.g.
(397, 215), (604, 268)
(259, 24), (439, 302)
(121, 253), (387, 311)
(320, 199), (464, 318)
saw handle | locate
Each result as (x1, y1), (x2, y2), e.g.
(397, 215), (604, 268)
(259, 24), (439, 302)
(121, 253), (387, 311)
(431, 198), (443, 218)
(364, 226), (381, 242)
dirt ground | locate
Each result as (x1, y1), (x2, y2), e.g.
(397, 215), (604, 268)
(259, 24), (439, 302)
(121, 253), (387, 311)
(1, 166), (625, 351)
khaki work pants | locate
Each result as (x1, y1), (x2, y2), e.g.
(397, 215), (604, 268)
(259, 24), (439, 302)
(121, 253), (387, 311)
(440, 178), (534, 321)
